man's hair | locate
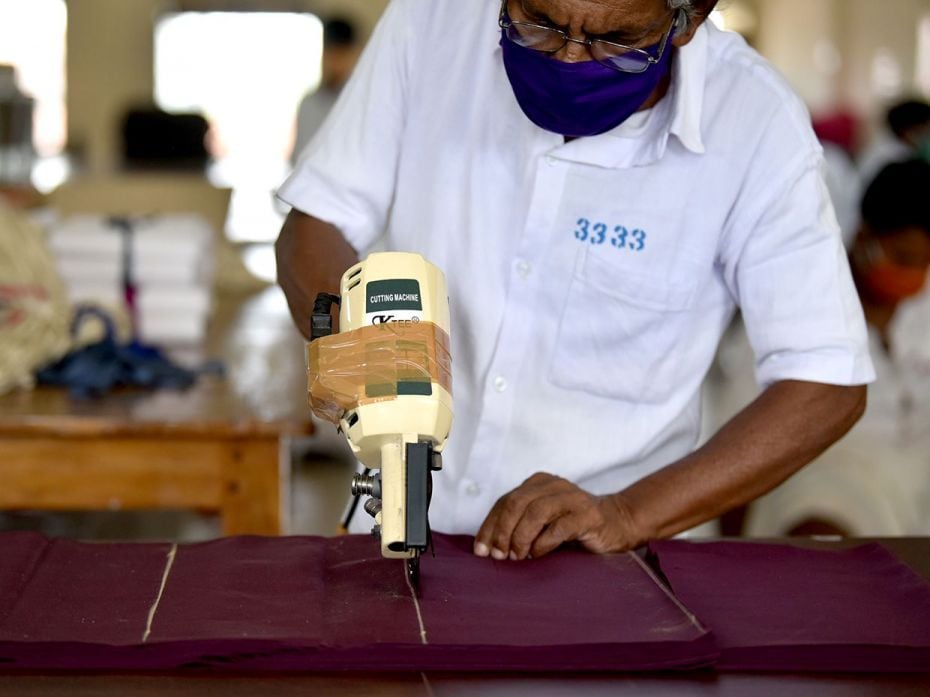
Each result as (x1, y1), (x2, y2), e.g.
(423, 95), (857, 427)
(323, 18), (357, 47)
(886, 99), (930, 139)
(667, 0), (717, 20)
(861, 159), (930, 236)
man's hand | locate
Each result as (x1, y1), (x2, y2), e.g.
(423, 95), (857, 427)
(473, 473), (642, 561)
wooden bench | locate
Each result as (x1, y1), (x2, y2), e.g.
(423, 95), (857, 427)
(0, 287), (312, 535)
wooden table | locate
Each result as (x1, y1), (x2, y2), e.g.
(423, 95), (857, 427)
(0, 538), (926, 696)
(0, 287), (312, 535)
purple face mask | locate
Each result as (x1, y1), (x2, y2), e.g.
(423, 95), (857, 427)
(500, 22), (676, 138)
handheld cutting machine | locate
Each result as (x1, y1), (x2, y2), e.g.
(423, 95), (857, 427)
(308, 252), (453, 591)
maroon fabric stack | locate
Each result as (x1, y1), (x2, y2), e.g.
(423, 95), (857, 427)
(2, 532), (929, 673)
(0, 532), (716, 672)
(649, 540), (930, 673)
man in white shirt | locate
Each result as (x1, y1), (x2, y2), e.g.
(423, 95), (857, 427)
(275, 0), (873, 560)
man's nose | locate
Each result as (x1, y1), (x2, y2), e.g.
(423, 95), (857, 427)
(554, 36), (593, 63)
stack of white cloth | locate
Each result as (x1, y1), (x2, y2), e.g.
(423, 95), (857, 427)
(46, 214), (215, 345)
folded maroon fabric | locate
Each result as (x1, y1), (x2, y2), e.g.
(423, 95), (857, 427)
(648, 540), (930, 672)
(0, 532), (717, 672)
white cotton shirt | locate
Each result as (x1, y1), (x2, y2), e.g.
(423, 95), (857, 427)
(277, 0), (875, 535)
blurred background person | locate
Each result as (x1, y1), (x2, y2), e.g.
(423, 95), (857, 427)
(0, 64), (36, 184)
(813, 108), (863, 248)
(290, 17), (360, 167)
(746, 159), (930, 538)
(857, 99), (930, 189)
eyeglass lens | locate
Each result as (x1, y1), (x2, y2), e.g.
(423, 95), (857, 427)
(504, 22), (652, 71)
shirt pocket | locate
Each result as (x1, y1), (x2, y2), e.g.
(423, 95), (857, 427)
(548, 249), (700, 404)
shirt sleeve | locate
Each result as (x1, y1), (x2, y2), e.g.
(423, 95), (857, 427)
(276, 0), (416, 252)
(719, 117), (876, 389)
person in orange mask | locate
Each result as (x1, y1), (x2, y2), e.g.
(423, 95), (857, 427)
(746, 159), (930, 537)
(851, 160), (930, 333)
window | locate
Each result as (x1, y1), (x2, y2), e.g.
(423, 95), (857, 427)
(155, 12), (324, 242)
(0, 0), (67, 156)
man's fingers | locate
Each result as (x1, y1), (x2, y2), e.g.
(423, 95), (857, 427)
(530, 512), (585, 559)
(473, 499), (505, 558)
(474, 491), (533, 559)
(490, 477), (577, 557)
(473, 474), (567, 559)
(509, 495), (571, 560)
(524, 472), (558, 487)
(475, 480), (631, 560)
(487, 489), (539, 558)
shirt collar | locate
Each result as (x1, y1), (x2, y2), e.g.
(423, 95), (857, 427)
(550, 22), (709, 167)
(667, 20), (708, 155)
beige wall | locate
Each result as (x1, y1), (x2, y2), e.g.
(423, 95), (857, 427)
(755, 0), (841, 114)
(66, 0), (388, 174)
(754, 0), (930, 125)
(839, 0), (929, 119)
(67, 0), (159, 173)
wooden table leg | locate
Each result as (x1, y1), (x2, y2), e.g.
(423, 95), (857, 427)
(220, 435), (291, 536)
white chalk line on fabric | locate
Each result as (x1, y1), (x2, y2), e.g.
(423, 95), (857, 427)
(403, 561), (429, 646)
(142, 543), (178, 643)
(400, 562), (435, 694)
(628, 549), (707, 633)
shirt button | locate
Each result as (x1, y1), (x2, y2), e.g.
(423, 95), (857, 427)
(464, 481), (481, 497)
(545, 156), (557, 167)
(516, 260), (531, 278)
(493, 376), (508, 393)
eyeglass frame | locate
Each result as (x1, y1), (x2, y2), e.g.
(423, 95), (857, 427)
(498, 0), (684, 74)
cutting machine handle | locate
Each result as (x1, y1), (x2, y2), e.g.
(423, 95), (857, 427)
(310, 292), (341, 342)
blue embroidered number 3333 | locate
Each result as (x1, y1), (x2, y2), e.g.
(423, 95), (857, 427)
(574, 218), (646, 252)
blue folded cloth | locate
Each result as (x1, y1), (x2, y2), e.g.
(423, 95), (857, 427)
(36, 306), (223, 398)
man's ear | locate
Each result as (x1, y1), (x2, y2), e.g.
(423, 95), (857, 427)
(671, 0), (720, 48)
(670, 16), (702, 48)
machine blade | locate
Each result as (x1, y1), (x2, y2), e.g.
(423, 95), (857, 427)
(405, 556), (421, 597)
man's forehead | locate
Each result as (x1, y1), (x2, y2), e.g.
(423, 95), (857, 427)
(520, 0), (668, 33)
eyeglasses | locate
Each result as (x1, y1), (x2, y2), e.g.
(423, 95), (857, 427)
(499, 0), (682, 74)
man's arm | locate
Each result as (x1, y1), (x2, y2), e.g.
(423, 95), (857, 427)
(473, 380), (867, 560)
(275, 209), (360, 339)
